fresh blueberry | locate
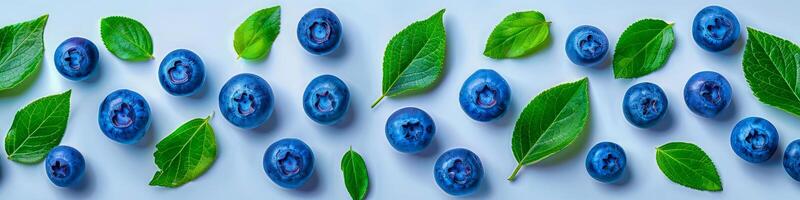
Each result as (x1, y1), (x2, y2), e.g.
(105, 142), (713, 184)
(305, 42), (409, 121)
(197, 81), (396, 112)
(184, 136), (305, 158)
(683, 71), (732, 118)
(263, 138), (315, 189)
(385, 107), (435, 154)
(45, 146), (85, 187)
(459, 69), (511, 122)
(302, 75), (350, 125)
(218, 73), (274, 129)
(692, 5), (740, 52)
(54, 37), (99, 81)
(434, 148), (483, 196)
(98, 89), (151, 144)
(731, 117), (779, 163)
(158, 49), (205, 96)
(585, 142), (627, 183)
(565, 25), (609, 67)
(622, 82), (668, 128)
(297, 8), (342, 55)
(784, 139), (800, 182)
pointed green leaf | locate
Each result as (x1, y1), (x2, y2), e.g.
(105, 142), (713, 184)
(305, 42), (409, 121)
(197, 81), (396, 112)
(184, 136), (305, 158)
(5, 90), (71, 163)
(656, 142), (722, 192)
(100, 16), (154, 61)
(508, 78), (590, 181)
(372, 9), (446, 108)
(341, 147), (368, 200)
(613, 19), (675, 78)
(742, 27), (800, 117)
(483, 11), (550, 59)
(233, 6), (281, 60)
(0, 15), (48, 91)
(150, 115), (216, 187)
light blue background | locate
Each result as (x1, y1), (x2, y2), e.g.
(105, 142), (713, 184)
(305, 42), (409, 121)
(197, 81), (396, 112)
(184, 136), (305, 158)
(1, 0), (799, 199)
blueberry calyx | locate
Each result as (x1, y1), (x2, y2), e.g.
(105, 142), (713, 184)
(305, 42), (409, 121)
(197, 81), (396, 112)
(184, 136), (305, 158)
(50, 159), (70, 178)
(233, 90), (256, 116)
(308, 20), (332, 44)
(277, 151), (302, 176)
(110, 100), (135, 128)
(402, 120), (423, 140)
(313, 90), (335, 112)
(447, 159), (472, 184)
(167, 60), (192, 84)
(64, 48), (83, 70)
(475, 84), (497, 108)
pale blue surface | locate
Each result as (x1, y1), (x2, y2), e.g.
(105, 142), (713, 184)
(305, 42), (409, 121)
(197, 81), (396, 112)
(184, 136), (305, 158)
(1, 0), (799, 199)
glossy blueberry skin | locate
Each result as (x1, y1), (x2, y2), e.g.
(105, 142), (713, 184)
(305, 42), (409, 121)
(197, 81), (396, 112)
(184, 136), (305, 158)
(434, 148), (483, 196)
(218, 73), (274, 129)
(784, 139), (800, 182)
(98, 89), (151, 144)
(263, 138), (315, 189)
(385, 107), (435, 154)
(303, 75), (350, 125)
(297, 8), (342, 55)
(565, 25), (609, 66)
(45, 146), (85, 187)
(158, 49), (205, 96)
(54, 37), (99, 81)
(730, 117), (779, 163)
(622, 82), (668, 128)
(459, 69), (511, 122)
(585, 142), (627, 183)
(684, 71), (732, 118)
(692, 5), (740, 52)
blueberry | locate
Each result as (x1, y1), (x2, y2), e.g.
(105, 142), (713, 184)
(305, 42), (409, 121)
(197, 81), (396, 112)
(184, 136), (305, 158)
(98, 89), (151, 144)
(297, 8), (342, 55)
(218, 73), (274, 129)
(302, 75), (350, 125)
(45, 146), (85, 187)
(263, 138), (315, 189)
(458, 69), (511, 122)
(385, 107), (436, 153)
(158, 49), (205, 96)
(784, 139), (800, 182)
(683, 71), (732, 118)
(585, 142), (627, 183)
(731, 117), (779, 163)
(692, 5), (740, 52)
(622, 82), (668, 128)
(565, 25), (609, 66)
(434, 148), (483, 196)
(54, 37), (99, 81)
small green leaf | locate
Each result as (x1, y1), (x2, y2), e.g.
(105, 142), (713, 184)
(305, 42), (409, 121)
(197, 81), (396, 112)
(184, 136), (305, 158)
(656, 142), (722, 192)
(483, 11), (550, 59)
(100, 16), (154, 61)
(613, 19), (675, 79)
(0, 15), (48, 91)
(341, 147), (368, 200)
(233, 6), (281, 60)
(508, 78), (590, 181)
(5, 90), (71, 164)
(372, 9), (446, 108)
(742, 27), (800, 117)
(149, 114), (216, 187)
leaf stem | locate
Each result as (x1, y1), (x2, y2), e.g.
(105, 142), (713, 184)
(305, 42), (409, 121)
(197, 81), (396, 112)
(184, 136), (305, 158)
(508, 163), (523, 181)
(371, 95), (385, 108)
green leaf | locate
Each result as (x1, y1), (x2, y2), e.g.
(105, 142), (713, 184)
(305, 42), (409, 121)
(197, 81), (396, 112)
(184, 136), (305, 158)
(341, 147), (368, 200)
(371, 9), (446, 108)
(0, 15), (48, 91)
(742, 28), (800, 117)
(149, 114), (216, 187)
(508, 78), (590, 181)
(613, 19), (675, 79)
(100, 16), (154, 61)
(233, 6), (281, 60)
(655, 142), (722, 192)
(4, 90), (71, 164)
(483, 11), (550, 59)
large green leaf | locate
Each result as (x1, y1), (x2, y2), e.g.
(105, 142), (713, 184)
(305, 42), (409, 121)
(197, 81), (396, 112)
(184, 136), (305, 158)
(508, 78), (589, 181)
(0, 15), (48, 91)
(483, 11), (550, 59)
(742, 28), (800, 116)
(656, 142), (722, 192)
(150, 115), (216, 187)
(233, 6), (281, 60)
(4, 90), (71, 164)
(100, 16), (154, 61)
(371, 9), (446, 108)
(613, 19), (674, 79)
(341, 147), (368, 200)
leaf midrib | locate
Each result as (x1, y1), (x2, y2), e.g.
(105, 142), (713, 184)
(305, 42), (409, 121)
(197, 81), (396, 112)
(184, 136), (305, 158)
(617, 22), (673, 74)
(0, 17), (45, 70)
(657, 148), (719, 189)
(749, 32), (800, 105)
(8, 98), (65, 158)
(107, 18), (152, 58)
(239, 8), (279, 55)
(346, 150), (364, 199)
(485, 21), (548, 56)
(157, 118), (210, 184)
(520, 83), (583, 164)
(382, 23), (440, 96)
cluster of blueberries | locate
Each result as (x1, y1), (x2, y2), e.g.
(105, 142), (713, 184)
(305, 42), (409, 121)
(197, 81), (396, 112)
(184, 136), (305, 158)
(31, 5), (800, 196)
